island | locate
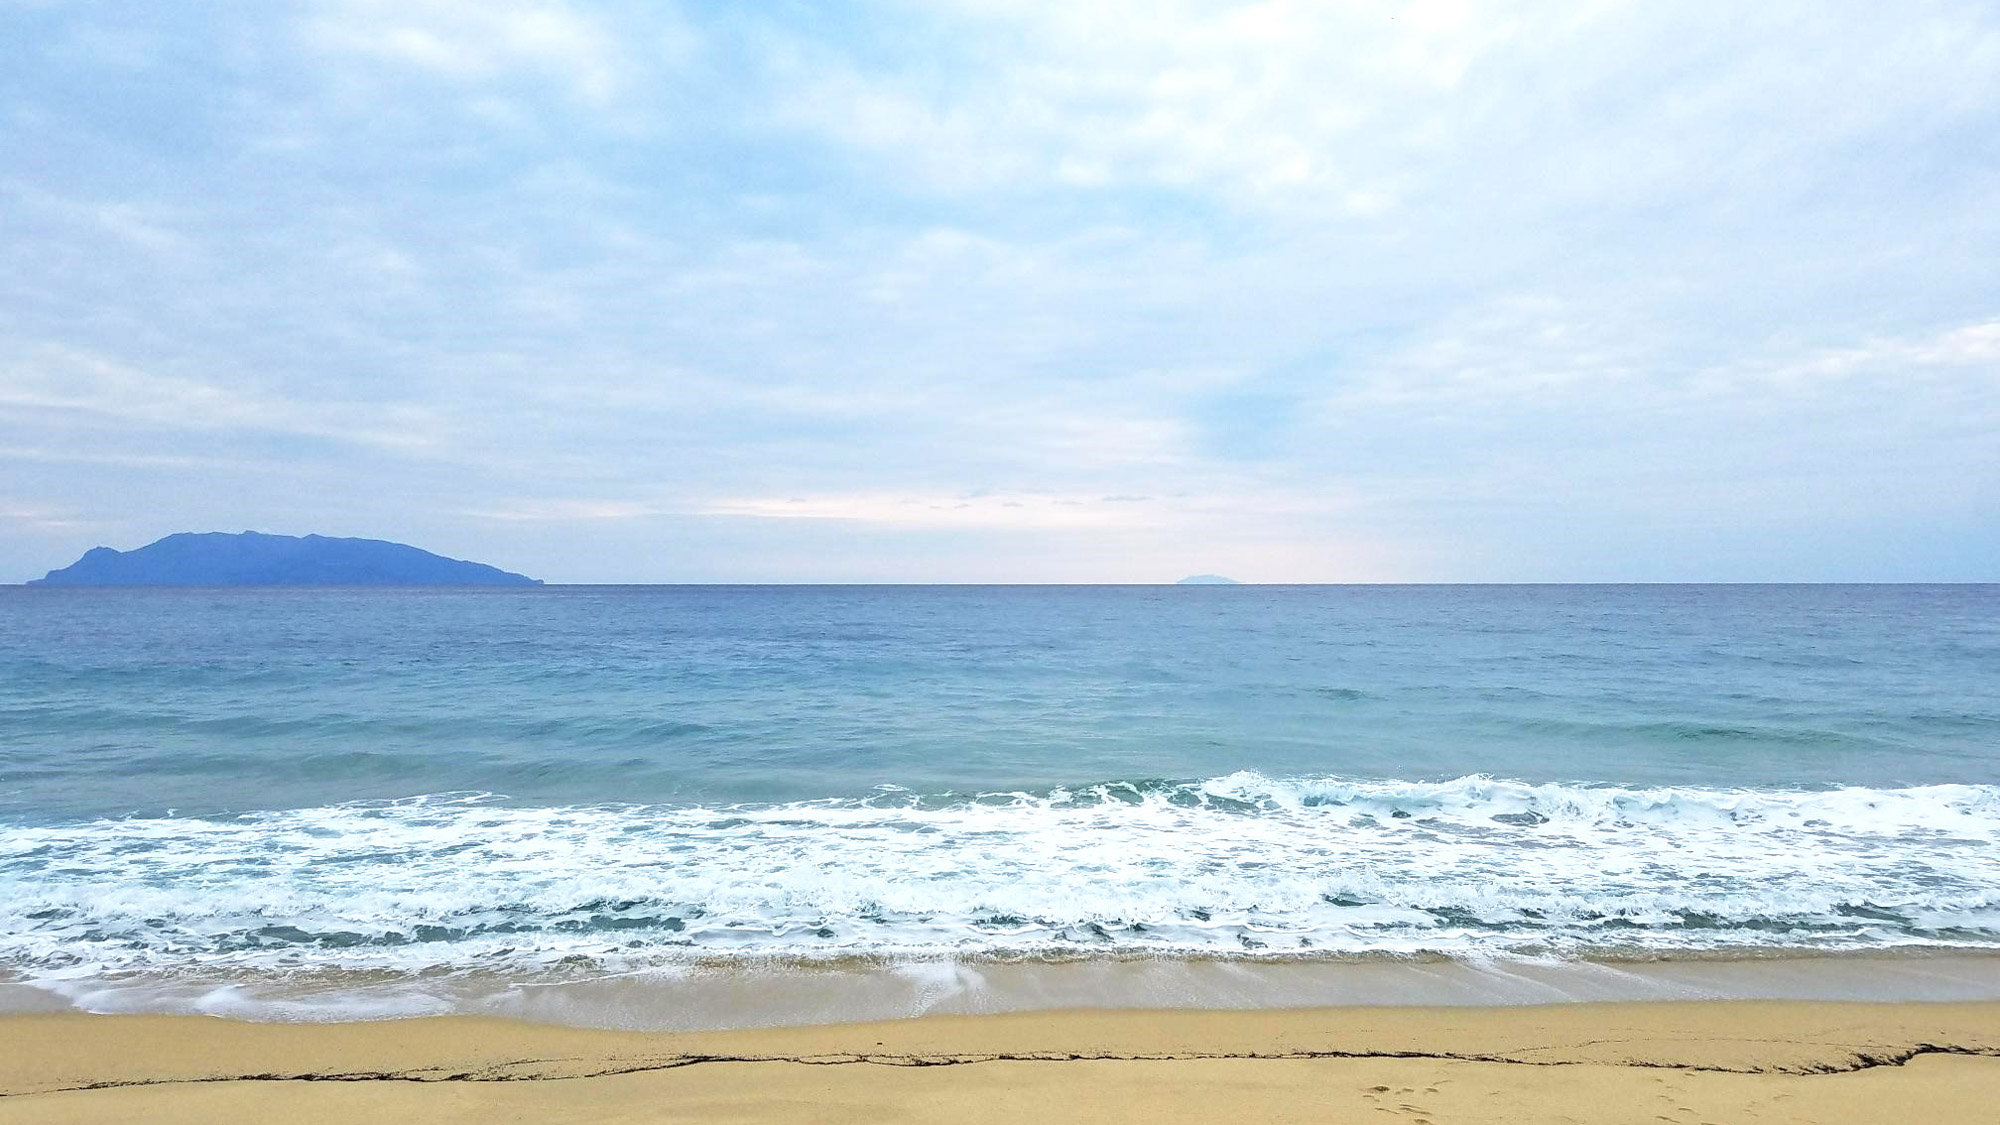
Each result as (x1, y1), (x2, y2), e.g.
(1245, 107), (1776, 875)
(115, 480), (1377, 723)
(1175, 574), (1241, 585)
(27, 532), (542, 587)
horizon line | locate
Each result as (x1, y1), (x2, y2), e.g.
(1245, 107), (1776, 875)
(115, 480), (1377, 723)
(7, 580), (1997, 589)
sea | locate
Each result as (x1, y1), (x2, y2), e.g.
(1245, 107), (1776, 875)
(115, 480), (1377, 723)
(3, 584), (1998, 1027)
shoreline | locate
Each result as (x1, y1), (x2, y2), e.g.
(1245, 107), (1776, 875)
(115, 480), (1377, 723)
(10, 949), (2000, 1031)
(6, 999), (1999, 1122)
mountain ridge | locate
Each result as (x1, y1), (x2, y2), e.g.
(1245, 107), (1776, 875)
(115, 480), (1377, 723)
(28, 532), (541, 587)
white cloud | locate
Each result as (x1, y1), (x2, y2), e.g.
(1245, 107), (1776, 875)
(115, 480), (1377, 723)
(304, 0), (630, 103)
(0, 501), (102, 531)
(468, 498), (668, 522)
(2, 182), (200, 258)
(2, 0), (1996, 580)
(0, 344), (448, 455)
(703, 490), (1162, 530)
(1687, 317), (2000, 399)
(767, 0), (2000, 219)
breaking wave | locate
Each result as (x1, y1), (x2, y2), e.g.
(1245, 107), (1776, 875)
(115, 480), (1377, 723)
(6, 774), (2000, 987)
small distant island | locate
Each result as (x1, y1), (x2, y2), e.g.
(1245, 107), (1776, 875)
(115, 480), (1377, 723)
(1175, 574), (1241, 585)
(28, 532), (541, 587)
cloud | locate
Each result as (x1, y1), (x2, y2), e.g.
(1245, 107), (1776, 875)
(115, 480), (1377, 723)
(303, 0), (630, 104)
(0, 0), (1995, 580)
(0, 501), (103, 532)
(1762, 318), (2000, 384)
(0, 343), (448, 455)
(768, 0), (1496, 201)
(763, 0), (2000, 220)
(469, 498), (669, 522)
(702, 491), (1164, 531)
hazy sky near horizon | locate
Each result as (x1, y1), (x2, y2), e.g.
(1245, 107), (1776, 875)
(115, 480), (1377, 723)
(3, 1), (1997, 582)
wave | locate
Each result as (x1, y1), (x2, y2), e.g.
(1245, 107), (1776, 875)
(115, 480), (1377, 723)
(5, 774), (2000, 985)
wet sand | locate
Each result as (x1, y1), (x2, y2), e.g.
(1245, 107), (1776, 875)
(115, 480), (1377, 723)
(5, 1000), (1999, 1123)
(17, 950), (2000, 1029)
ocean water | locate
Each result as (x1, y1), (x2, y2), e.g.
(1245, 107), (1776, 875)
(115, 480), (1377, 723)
(2, 584), (1997, 1020)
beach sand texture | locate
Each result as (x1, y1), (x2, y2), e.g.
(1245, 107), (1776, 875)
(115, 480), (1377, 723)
(6, 1000), (1999, 1123)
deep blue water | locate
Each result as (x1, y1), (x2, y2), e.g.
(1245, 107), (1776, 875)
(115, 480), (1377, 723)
(2, 584), (1997, 991)
(3, 585), (1994, 819)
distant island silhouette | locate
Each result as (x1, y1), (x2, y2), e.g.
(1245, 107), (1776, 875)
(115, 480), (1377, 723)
(1175, 574), (1240, 585)
(28, 532), (541, 587)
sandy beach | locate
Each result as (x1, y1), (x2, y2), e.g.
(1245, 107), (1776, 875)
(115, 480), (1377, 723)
(5, 1000), (1998, 1123)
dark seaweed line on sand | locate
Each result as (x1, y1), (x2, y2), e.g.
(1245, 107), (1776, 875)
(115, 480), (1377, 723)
(12, 1042), (2000, 1096)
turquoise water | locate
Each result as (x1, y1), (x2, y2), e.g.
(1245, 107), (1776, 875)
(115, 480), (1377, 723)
(2, 584), (1997, 1008)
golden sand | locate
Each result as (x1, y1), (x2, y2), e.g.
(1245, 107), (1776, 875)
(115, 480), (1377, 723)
(4, 1001), (1998, 1123)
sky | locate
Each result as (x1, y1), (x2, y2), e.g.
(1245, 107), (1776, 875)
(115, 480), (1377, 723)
(2, 0), (1997, 583)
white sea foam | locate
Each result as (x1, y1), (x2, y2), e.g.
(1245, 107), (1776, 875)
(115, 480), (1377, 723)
(4, 775), (2000, 989)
